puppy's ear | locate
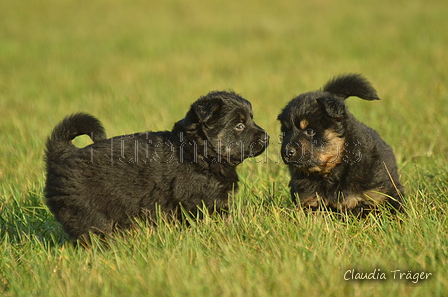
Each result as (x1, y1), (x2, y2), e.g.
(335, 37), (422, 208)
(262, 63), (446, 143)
(173, 97), (223, 132)
(316, 97), (346, 120)
(193, 98), (222, 123)
(323, 74), (379, 100)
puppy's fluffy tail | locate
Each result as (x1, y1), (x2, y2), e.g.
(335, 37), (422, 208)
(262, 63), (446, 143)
(45, 113), (106, 156)
(323, 73), (380, 100)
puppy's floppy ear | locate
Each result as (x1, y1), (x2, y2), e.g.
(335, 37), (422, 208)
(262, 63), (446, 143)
(316, 97), (346, 120)
(173, 96), (223, 132)
(192, 98), (222, 123)
(323, 73), (380, 100)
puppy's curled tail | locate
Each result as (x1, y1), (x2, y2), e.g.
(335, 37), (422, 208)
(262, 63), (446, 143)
(45, 112), (106, 155)
(323, 73), (379, 100)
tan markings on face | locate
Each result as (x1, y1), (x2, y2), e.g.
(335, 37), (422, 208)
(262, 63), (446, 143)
(315, 129), (345, 173)
(299, 119), (309, 130)
(308, 166), (322, 173)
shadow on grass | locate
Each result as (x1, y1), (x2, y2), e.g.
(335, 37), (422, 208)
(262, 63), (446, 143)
(0, 187), (67, 247)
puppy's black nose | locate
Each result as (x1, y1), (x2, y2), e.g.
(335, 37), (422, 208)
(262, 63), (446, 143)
(286, 147), (296, 158)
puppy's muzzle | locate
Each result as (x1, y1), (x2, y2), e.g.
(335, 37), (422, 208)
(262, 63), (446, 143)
(282, 142), (303, 162)
(282, 141), (315, 166)
(249, 131), (269, 158)
(286, 146), (297, 158)
(259, 132), (270, 145)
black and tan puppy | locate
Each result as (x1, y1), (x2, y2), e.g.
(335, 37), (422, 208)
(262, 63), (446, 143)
(278, 74), (404, 215)
(45, 91), (269, 241)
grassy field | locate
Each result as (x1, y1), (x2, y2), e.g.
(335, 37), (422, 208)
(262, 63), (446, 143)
(1, 0), (447, 296)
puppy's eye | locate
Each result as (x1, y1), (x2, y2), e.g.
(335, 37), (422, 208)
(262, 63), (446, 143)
(306, 128), (316, 136)
(235, 123), (245, 131)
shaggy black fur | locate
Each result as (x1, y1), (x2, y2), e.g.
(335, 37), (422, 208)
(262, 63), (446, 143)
(278, 74), (404, 216)
(45, 91), (269, 241)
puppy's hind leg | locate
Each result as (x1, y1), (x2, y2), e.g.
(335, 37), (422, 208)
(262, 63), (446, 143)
(65, 212), (115, 247)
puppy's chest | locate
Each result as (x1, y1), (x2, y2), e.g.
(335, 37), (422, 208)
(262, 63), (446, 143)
(198, 163), (239, 193)
(170, 164), (239, 204)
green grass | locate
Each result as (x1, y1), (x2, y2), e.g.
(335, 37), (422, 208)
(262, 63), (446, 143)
(1, 0), (447, 296)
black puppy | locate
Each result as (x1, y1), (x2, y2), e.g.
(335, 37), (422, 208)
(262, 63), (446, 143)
(278, 74), (404, 215)
(45, 91), (269, 241)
